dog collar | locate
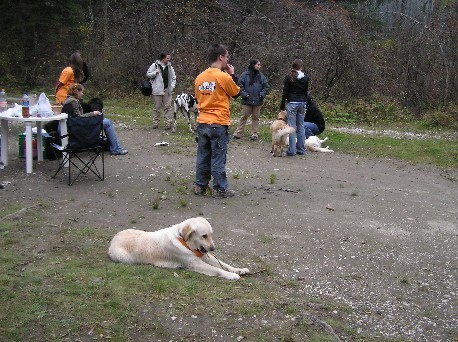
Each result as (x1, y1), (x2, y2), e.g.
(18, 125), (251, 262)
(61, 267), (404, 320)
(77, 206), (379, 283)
(279, 117), (287, 122)
(177, 236), (205, 257)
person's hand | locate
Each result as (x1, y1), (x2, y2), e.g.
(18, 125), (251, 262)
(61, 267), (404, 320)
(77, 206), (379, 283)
(93, 111), (102, 116)
(225, 63), (235, 75)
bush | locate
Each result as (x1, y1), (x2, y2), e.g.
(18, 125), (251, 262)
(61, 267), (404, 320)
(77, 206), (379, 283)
(421, 105), (458, 129)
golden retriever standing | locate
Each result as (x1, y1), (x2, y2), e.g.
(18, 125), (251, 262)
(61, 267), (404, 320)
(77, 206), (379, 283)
(108, 217), (250, 280)
(305, 136), (334, 153)
(270, 110), (296, 157)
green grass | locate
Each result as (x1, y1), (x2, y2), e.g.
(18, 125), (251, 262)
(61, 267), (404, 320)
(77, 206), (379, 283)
(0, 204), (361, 341)
(325, 130), (458, 169)
(103, 95), (457, 169)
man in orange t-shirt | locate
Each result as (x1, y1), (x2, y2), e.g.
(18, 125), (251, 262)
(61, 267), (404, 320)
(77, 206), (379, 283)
(194, 44), (240, 199)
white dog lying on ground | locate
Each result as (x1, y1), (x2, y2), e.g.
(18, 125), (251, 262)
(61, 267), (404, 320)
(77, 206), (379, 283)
(304, 136), (334, 153)
(108, 217), (250, 280)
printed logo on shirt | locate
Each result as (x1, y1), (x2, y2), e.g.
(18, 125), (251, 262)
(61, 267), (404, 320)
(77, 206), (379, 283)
(198, 81), (216, 94)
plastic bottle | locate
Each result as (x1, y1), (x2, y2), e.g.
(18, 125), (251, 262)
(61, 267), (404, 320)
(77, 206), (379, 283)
(22, 92), (30, 118)
(0, 89), (7, 112)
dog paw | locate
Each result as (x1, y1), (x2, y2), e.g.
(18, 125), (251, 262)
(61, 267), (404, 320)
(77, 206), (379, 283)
(237, 268), (250, 275)
(224, 273), (241, 280)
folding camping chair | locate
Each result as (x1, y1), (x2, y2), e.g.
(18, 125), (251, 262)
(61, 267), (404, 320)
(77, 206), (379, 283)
(51, 115), (105, 185)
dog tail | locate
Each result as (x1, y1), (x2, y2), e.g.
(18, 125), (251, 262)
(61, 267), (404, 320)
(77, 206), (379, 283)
(273, 126), (295, 143)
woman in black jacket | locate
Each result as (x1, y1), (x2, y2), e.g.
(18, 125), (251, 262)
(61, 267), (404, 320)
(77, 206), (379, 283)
(280, 59), (309, 156)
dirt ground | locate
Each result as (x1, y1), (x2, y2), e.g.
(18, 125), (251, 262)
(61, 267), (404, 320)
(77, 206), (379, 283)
(1, 124), (457, 340)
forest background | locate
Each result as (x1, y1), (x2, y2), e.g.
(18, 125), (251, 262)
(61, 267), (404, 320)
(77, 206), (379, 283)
(0, 0), (457, 123)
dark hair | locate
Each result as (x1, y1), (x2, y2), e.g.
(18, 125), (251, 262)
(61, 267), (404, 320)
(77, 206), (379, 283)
(88, 98), (104, 112)
(248, 59), (260, 85)
(70, 52), (85, 83)
(208, 44), (228, 63)
(288, 58), (304, 82)
(159, 52), (170, 60)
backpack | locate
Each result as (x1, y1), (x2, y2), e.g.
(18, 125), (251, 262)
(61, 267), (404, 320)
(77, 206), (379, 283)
(140, 79), (152, 96)
(140, 63), (159, 96)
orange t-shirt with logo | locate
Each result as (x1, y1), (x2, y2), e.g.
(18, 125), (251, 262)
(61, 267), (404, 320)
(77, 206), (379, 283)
(56, 66), (75, 104)
(195, 67), (240, 126)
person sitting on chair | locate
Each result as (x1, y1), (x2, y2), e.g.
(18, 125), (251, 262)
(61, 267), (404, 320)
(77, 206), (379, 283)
(63, 84), (128, 155)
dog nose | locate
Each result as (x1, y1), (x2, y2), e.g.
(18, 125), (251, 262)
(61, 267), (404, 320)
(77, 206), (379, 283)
(209, 245), (215, 252)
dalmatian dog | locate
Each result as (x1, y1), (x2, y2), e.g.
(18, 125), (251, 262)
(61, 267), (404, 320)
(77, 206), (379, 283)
(173, 93), (198, 133)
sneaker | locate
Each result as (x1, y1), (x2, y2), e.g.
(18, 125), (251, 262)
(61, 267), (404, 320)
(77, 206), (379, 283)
(194, 184), (207, 196)
(152, 124), (159, 129)
(232, 134), (241, 139)
(212, 189), (235, 199)
(111, 149), (128, 155)
(250, 135), (258, 141)
(164, 125), (171, 130)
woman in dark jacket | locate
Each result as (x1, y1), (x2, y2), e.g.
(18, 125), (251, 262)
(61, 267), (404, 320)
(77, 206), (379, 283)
(233, 59), (270, 140)
(280, 59), (309, 156)
(304, 92), (325, 138)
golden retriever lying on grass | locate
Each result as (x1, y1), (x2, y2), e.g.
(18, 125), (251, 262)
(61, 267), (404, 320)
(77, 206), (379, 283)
(108, 217), (250, 280)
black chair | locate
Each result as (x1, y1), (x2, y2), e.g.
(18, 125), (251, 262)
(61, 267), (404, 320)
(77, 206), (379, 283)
(51, 115), (105, 185)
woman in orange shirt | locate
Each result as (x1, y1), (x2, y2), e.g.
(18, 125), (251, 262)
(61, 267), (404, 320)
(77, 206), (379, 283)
(55, 51), (88, 104)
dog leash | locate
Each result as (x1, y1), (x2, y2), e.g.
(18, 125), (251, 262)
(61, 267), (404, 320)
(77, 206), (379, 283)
(177, 236), (204, 257)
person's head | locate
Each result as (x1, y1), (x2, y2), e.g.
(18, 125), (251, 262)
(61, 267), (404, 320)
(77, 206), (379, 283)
(70, 52), (83, 68)
(159, 52), (171, 64)
(208, 44), (229, 68)
(70, 51), (84, 82)
(292, 59), (303, 71)
(248, 59), (261, 72)
(67, 84), (84, 100)
(288, 58), (304, 81)
(88, 98), (104, 112)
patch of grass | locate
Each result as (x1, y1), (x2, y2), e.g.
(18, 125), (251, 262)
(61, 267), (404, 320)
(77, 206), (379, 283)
(325, 130), (458, 169)
(150, 198), (160, 210)
(178, 198), (188, 207)
(175, 185), (187, 194)
(259, 235), (277, 244)
(269, 173), (277, 184)
(105, 97), (456, 168)
(0, 203), (367, 340)
(399, 276), (411, 285)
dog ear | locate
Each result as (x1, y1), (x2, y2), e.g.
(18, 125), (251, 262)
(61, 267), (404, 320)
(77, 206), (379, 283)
(181, 224), (194, 241)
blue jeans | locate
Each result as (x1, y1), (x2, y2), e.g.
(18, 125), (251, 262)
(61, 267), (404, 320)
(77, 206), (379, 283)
(304, 122), (320, 139)
(195, 123), (230, 191)
(103, 118), (124, 153)
(286, 102), (306, 155)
